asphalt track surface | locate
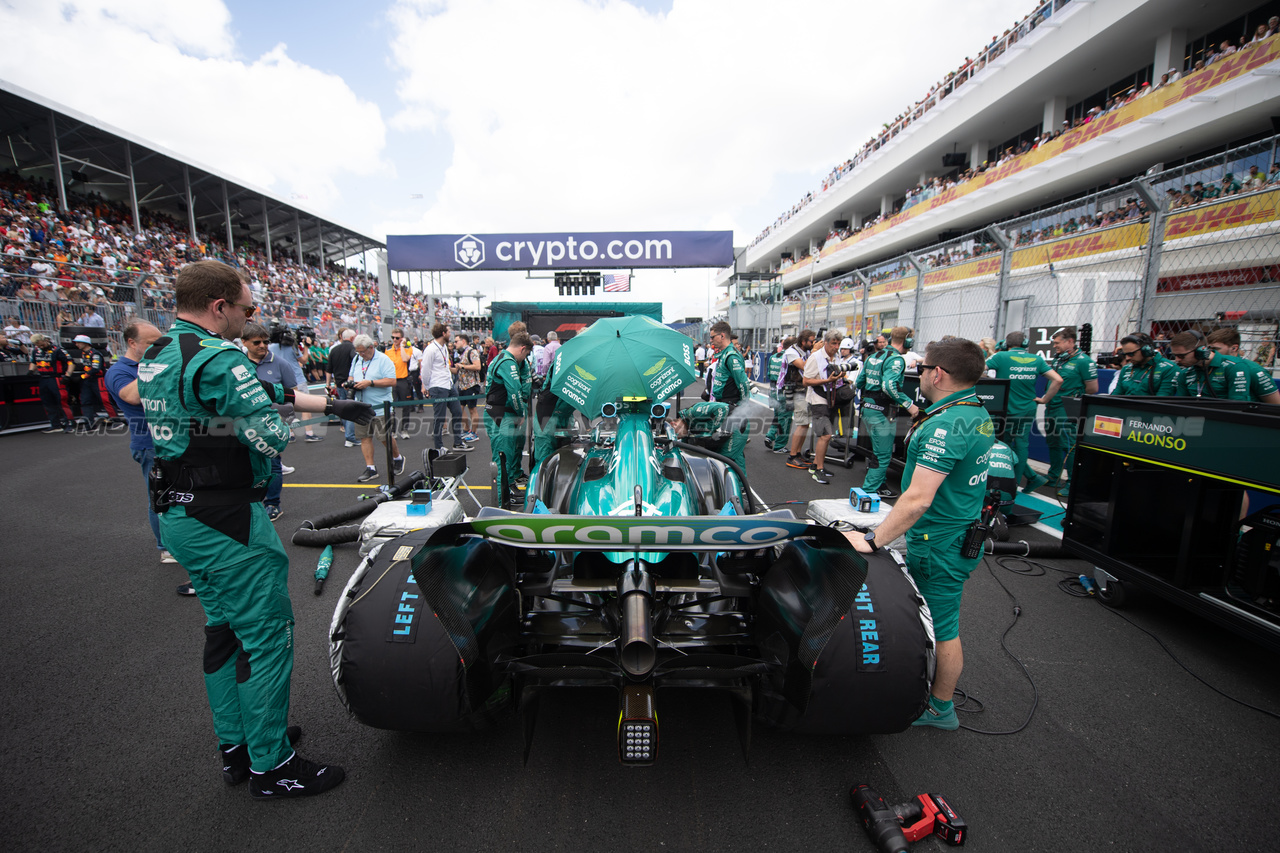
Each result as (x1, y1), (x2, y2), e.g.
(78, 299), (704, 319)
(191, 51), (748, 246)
(3, 391), (1279, 852)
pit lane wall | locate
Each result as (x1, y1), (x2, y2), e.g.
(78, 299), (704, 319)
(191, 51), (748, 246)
(737, 134), (1280, 369)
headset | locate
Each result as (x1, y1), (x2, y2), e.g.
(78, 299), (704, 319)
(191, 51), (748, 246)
(1186, 328), (1212, 362)
(1120, 333), (1157, 361)
(904, 334), (915, 350)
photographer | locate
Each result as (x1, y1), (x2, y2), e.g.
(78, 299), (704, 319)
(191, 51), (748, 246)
(782, 329), (817, 468)
(327, 329), (358, 446)
(848, 338), (995, 731)
(803, 331), (846, 485)
(1044, 328), (1097, 498)
(1113, 334), (1178, 397)
(854, 326), (919, 498)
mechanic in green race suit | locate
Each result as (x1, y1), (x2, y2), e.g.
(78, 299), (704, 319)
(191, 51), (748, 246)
(849, 338), (995, 731)
(763, 339), (790, 451)
(532, 356), (578, 471)
(706, 322), (752, 470)
(1168, 331), (1258, 400)
(670, 400), (747, 473)
(1112, 334), (1179, 397)
(1206, 328), (1280, 404)
(984, 331), (1062, 492)
(1044, 329), (1098, 497)
(138, 261), (373, 799)
(854, 326), (919, 497)
(484, 331), (533, 504)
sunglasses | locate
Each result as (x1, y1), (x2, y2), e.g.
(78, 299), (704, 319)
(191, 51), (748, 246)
(227, 301), (256, 318)
(917, 363), (951, 374)
(1170, 350), (1195, 359)
(1121, 350), (1141, 359)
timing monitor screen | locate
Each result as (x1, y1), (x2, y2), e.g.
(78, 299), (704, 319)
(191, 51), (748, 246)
(528, 311), (623, 342)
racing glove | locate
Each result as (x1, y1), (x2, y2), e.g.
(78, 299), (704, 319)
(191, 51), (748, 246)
(327, 398), (377, 425)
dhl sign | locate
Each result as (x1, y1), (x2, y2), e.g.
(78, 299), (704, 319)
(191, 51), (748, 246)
(797, 38), (1280, 269)
(1164, 190), (1280, 240)
(922, 256), (1001, 287)
(869, 277), (915, 298)
(1011, 223), (1147, 270)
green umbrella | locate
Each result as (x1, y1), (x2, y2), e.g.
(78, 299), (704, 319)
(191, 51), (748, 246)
(548, 315), (698, 415)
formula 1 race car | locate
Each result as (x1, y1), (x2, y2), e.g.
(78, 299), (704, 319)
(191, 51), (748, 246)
(329, 397), (937, 764)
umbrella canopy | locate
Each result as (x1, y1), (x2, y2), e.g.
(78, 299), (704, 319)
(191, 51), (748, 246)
(548, 315), (698, 415)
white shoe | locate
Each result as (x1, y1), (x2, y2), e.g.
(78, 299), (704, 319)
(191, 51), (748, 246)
(159, 550), (178, 564)
(399, 431), (410, 440)
(344, 440), (357, 448)
(280, 464), (296, 475)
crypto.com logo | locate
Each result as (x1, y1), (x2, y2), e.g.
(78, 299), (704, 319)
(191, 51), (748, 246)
(454, 234), (485, 269)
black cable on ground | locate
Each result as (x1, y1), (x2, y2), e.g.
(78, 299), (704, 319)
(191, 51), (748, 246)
(953, 556), (1039, 735)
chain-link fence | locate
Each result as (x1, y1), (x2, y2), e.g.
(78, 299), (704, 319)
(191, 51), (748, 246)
(770, 133), (1280, 375)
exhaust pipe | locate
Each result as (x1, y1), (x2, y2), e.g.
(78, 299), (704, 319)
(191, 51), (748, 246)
(618, 684), (658, 765)
(618, 564), (656, 678)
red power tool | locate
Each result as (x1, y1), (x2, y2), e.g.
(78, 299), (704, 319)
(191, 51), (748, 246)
(850, 784), (967, 851)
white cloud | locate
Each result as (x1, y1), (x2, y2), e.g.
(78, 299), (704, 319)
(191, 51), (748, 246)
(0, 0), (388, 211)
(383, 0), (1032, 318)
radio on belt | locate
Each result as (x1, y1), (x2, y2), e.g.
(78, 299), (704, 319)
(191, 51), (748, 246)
(850, 487), (880, 513)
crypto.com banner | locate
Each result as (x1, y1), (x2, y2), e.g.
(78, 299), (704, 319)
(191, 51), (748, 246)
(387, 231), (733, 271)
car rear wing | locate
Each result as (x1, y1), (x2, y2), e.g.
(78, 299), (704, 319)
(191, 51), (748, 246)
(422, 510), (856, 552)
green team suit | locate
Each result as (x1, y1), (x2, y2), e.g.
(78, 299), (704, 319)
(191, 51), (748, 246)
(985, 347), (1053, 484)
(901, 388), (995, 642)
(1174, 352), (1253, 400)
(679, 400), (746, 473)
(710, 344), (751, 410)
(1113, 354), (1179, 396)
(1232, 354), (1278, 401)
(855, 346), (911, 491)
(484, 348), (527, 496)
(710, 344), (752, 469)
(138, 319), (294, 773)
(1044, 349), (1097, 486)
(532, 359), (577, 471)
(764, 351), (790, 448)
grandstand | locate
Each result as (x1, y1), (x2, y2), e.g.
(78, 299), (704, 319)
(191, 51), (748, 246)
(0, 79), (459, 352)
(717, 0), (1280, 366)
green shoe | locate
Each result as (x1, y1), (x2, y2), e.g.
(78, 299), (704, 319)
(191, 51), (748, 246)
(1057, 484), (1070, 498)
(911, 702), (959, 731)
(1022, 474), (1048, 493)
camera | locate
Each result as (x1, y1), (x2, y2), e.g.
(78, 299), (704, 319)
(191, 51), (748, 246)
(1095, 352), (1124, 368)
(341, 379), (358, 391)
(828, 362), (849, 376)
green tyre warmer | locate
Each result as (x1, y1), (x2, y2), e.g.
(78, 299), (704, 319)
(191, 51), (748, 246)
(167, 503), (294, 772)
(755, 544), (933, 734)
(862, 408), (894, 491)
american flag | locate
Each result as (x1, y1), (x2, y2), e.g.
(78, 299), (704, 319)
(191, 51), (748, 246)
(603, 273), (631, 292)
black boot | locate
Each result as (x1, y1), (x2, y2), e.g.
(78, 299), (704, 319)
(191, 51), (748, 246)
(249, 751), (345, 800)
(221, 726), (301, 785)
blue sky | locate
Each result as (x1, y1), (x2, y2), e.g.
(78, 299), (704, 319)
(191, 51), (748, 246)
(1, 0), (1031, 320)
